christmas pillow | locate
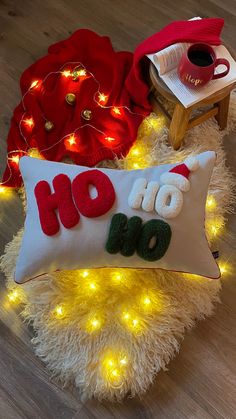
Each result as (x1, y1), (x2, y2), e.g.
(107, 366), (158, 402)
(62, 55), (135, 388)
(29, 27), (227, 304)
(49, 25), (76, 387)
(15, 152), (220, 283)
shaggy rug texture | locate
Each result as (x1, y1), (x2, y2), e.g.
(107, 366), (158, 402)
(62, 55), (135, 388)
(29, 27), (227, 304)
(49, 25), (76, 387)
(1, 91), (236, 402)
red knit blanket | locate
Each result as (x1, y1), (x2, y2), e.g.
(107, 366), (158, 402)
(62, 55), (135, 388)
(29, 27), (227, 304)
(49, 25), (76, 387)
(2, 18), (223, 187)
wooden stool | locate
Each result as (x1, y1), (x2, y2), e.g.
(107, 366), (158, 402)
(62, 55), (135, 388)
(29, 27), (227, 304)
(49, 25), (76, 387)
(149, 62), (236, 150)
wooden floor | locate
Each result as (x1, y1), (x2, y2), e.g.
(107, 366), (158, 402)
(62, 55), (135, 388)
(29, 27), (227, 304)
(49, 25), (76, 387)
(0, 1), (236, 418)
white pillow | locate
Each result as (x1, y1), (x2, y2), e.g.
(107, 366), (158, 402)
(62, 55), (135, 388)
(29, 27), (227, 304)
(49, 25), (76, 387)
(15, 151), (220, 283)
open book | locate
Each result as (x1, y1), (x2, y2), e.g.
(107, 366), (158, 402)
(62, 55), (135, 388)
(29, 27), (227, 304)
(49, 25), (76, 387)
(147, 43), (236, 108)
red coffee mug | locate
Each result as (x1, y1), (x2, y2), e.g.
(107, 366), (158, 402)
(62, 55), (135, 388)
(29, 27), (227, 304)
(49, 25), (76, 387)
(178, 43), (230, 89)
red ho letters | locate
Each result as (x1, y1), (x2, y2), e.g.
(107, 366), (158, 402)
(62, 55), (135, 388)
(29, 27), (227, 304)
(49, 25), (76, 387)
(34, 170), (116, 236)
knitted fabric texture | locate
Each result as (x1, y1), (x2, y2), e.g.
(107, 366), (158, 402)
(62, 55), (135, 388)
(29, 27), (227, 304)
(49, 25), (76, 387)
(3, 18), (223, 187)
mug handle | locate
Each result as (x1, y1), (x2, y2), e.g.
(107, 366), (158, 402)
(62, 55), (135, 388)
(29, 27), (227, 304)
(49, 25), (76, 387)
(212, 58), (230, 79)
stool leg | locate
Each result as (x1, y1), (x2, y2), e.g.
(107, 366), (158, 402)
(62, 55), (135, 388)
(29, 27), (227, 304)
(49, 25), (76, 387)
(215, 94), (230, 130)
(169, 104), (191, 150)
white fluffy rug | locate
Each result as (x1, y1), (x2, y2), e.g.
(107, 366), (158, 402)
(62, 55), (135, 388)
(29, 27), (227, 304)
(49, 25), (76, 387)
(1, 92), (236, 402)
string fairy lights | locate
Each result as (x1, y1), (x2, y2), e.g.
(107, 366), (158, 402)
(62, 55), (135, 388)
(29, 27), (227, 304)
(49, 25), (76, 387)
(0, 60), (145, 189)
(5, 260), (230, 393)
(2, 57), (233, 395)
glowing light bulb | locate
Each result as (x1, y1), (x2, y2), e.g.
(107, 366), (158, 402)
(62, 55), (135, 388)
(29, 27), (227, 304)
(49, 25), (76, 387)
(111, 369), (119, 377)
(143, 296), (151, 306)
(102, 353), (127, 385)
(24, 117), (34, 128)
(68, 134), (76, 146)
(219, 262), (228, 275)
(89, 282), (97, 290)
(112, 107), (121, 115)
(104, 136), (115, 142)
(28, 148), (43, 159)
(211, 225), (219, 236)
(132, 319), (139, 327)
(148, 117), (162, 130)
(87, 316), (102, 333)
(91, 318), (100, 328)
(62, 70), (71, 78)
(54, 305), (64, 318)
(8, 289), (19, 303)
(30, 80), (41, 89)
(9, 155), (20, 165)
(77, 69), (86, 77)
(64, 134), (78, 151)
(81, 270), (89, 278)
(98, 92), (108, 104)
(206, 196), (216, 210)
(112, 271), (123, 282)
(0, 185), (6, 194)
(122, 310), (142, 333)
(123, 312), (130, 320)
(130, 147), (140, 157)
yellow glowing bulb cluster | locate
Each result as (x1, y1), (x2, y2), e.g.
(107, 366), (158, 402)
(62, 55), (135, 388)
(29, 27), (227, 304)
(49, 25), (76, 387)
(218, 261), (230, 275)
(129, 147), (140, 157)
(89, 282), (97, 290)
(111, 271), (124, 283)
(8, 289), (20, 303)
(102, 352), (128, 386)
(81, 270), (89, 278)
(143, 296), (151, 306)
(122, 311), (142, 333)
(0, 185), (14, 200)
(206, 195), (217, 211)
(0, 185), (6, 194)
(147, 115), (166, 130)
(86, 316), (102, 333)
(54, 305), (65, 319)
(207, 217), (224, 238)
(211, 226), (218, 236)
(78, 270), (101, 296)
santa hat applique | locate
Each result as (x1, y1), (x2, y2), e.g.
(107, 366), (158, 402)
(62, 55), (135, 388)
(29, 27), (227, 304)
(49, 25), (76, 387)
(160, 157), (199, 192)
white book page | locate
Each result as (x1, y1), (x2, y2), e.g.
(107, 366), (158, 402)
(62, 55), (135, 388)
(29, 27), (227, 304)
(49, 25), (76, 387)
(160, 45), (236, 108)
(147, 43), (191, 75)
